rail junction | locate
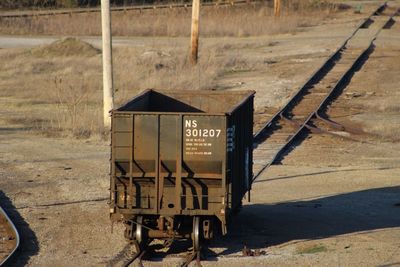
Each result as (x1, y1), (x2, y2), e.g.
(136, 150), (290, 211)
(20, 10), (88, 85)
(252, 2), (398, 181)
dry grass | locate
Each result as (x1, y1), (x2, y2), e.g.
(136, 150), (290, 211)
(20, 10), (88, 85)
(112, 44), (263, 104)
(0, 2), (342, 37)
(0, 38), (104, 138)
(296, 244), (328, 254)
(0, 2), (348, 139)
(359, 97), (400, 142)
(0, 37), (264, 138)
(362, 97), (400, 114)
(362, 118), (400, 142)
(50, 75), (103, 138)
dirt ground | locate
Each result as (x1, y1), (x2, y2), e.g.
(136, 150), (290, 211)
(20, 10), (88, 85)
(1, 1), (400, 266)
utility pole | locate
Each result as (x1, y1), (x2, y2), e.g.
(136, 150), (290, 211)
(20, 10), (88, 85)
(101, 0), (114, 128)
(274, 0), (281, 17)
(190, 0), (200, 64)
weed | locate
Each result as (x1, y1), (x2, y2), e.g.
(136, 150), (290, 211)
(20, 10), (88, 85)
(0, 38), (260, 139)
(296, 244), (328, 254)
(0, 1), (345, 139)
(0, 2), (339, 37)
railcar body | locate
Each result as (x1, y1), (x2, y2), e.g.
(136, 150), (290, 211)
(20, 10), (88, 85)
(109, 89), (254, 248)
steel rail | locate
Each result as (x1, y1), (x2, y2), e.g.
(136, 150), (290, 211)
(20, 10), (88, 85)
(0, 206), (20, 266)
(253, 2), (387, 142)
(121, 248), (145, 267)
(252, 2), (395, 182)
(181, 250), (201, 267)
(0, 0), (262, 18)
(107, 241), (145, 267)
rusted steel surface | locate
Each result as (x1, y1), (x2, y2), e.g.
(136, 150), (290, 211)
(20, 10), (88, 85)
(0, 206), (19, 265)
(252, 2), (397, 182)
(110, 89), (254, 242)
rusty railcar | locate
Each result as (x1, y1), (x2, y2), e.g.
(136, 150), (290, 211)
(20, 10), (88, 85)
(109, 89), (254, 250)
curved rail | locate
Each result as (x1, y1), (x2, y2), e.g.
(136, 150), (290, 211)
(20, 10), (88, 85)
(0, 206), (20, 265)
(252, 2), (397, 182)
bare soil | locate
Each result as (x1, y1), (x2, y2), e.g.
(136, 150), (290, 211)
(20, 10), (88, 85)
(1, 1), (399, 266)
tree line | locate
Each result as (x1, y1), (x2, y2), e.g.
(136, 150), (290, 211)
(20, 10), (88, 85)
(0, 0), (176, 8)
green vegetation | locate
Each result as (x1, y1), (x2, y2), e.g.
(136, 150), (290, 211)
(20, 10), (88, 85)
(297, 244), (328, 254)
(0, 0), (74, 8)
(0, 0), (140, 9)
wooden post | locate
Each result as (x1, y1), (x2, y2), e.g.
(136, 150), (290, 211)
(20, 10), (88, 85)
(101, 0), (114, 128)
(190, 0), (200, 64)
(274, 0), (281, 17)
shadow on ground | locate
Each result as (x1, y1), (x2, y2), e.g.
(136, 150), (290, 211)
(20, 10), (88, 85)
(254, 167), (398, 184)
(141, 185), (400, 262)
(0, 191), (39, 267)
(210, 185), (400, 256)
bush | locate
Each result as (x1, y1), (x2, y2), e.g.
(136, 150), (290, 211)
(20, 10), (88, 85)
(0, 0), (158, 8)
(0, 0), (57, 8)
(56, 0), (78, 8)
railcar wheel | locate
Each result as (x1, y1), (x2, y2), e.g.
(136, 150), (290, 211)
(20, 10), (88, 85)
(192, 216), (201, 252)
(135, 216), (144, 244)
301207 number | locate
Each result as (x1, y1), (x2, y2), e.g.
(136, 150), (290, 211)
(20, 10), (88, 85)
(185, 128), (221, 138)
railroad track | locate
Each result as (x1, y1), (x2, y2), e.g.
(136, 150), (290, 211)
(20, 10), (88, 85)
(107, 241), (145, 267)
(252, 2), (398, 181)
(0, 206), (19, 265)
(108, 240), (200, 267)
(0, 0), (262, 18)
